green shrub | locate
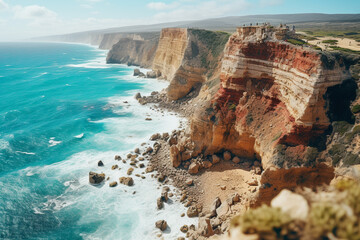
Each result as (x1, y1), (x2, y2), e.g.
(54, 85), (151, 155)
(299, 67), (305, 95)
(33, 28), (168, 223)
(352, 104), (360, 114)
(322, 39), (338, 45)
(308, 203), (360, 239)
(330, 46), (360, 54)
(272, 132), (282, 142)
(332, 121), (352, 135)
(237, 205), (291, 236)
(287, 38), (306, 46)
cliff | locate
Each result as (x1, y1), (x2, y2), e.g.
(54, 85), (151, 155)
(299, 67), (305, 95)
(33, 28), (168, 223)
(106, 32), (160, 68)
(105, 28), (229, 99)
(171, 26), (358, 204)
(153, 28), (230, 100)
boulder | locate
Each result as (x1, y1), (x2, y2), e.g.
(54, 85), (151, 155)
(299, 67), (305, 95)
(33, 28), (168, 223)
(97, 160), (104, 167)
(188, 162), (200, 174)
(210, 197), (221, 217)
(127, 167), (134, 175)
(223, 151), (232, 161)
(180, 225), (188, 233)
(157, 197), (164, 209)
(170, 145), (181, 167)
(119, 177), (134, 186)
(109, 181), (117, 187)
(232, 156), (241, 164)
(187, 205), (199, 217)
(146, 71), (157, 78)
(203, 161), (212, 169)
(143, 147), (153, 155)
(114, 155), (121, 160)
(271, 189), (309, 221)
(134, 148), (140, 154)
(158, 174), (166, 182)
(134, 92), (141, 99)
(216, 203), (229, 218)
(145, 166), (154, 173)
(150, 133), (161, 141)
(211, 155), (220, 164)
(185, 178), (193, 186)
(247, 179), (258, 186)
(89, 172), (105, 184)
(133, 68), (141, 76)
(161, 190), (168, 202)
(155, 220), (167, 231)
(111, 164), (118, 170)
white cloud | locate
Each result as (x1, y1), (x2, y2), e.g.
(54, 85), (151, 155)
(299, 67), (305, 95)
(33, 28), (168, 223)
(147, 2), (179, 11)
(0, 0), (8, 10)
(13, 5), (57, 20)
(152, 0), (250, 22)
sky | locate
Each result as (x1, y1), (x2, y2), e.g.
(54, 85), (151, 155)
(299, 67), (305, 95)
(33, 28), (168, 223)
(0, 0), (359, 41)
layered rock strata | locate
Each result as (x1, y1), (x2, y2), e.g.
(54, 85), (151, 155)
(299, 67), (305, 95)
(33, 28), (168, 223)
(173, 26), (354, 203)
(106, 37), (159, 68)
(153, 28), (229, 100)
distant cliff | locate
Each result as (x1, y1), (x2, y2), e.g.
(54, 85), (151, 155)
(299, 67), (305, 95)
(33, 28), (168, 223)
(106, 32), (160, 68)
(106, 28), (230, 100)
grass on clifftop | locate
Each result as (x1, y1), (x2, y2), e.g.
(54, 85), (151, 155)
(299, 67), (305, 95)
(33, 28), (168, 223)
(230, 179), (360, 239)
(190, 29), (230, 58)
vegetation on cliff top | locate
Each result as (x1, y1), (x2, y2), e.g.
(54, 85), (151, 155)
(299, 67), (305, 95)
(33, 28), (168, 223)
(189, 29), (230, 71)
(230, 179), (360, 240)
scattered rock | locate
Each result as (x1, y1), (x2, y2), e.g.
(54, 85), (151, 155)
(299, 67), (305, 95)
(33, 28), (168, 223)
(220, 185), (226, 190)
(97, 160), (104, 167)
(127, 167), (134, 175)
(158, 174), (166, 182)
(255, 166), (262, 175)
(114, 155), (121, 160)
(145, 166), (154, 173)
(202, 160), (212, 169)
(170, 145), (181, 167)
(212, 155), (220, 164)
(133, 68), (141, 76)
(144, 147), (153, 155)
(187, 205), (199, 217)
(145, 118), (152, 121)
(134, 92), (141, 99)
(232, 156), (241, 164)
(119, 177), (134, 186)
(155, 220), (167, 231)
(247, 179), (258, 186)
(161, 190), (168, 202)
(223, 151), (232, 161)
(271, 189), (309, 221)
(210, 197), (221, 217)
(109, 181), (117, 187)
(146, 71), (157, 78)
(150, 133), (161, 141)
(89, 172), (105, 184)
(157, 197), (164, 209)
(185, 178), (193, 186)
(188, 162), (200, 174)
(180, 225), (188, 233)
(216, 203), (229, 218)
(111, 165), (118, 170)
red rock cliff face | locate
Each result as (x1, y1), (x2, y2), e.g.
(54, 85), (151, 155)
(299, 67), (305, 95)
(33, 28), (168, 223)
(191, 26), (351, 167)
(173, 26), (353, 204)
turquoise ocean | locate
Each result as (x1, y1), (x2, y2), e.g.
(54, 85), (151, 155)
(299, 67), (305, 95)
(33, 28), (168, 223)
(0, 42), (195, 240)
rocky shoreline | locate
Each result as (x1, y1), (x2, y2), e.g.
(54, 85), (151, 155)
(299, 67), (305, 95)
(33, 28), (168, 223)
(98, 71), (260, 239)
